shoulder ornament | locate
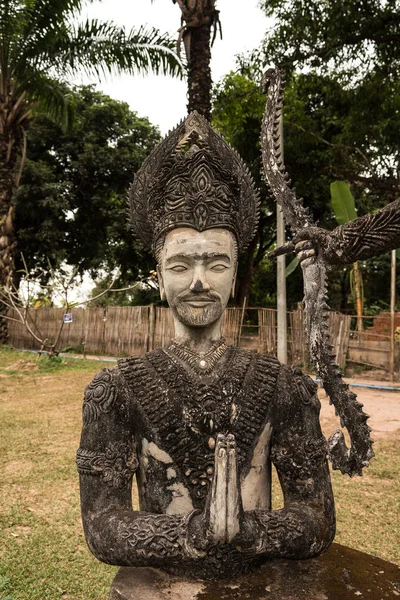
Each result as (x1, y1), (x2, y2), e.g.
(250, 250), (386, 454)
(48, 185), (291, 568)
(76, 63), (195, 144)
(82, 368), (119, 426)
(289, 366), (318, 405)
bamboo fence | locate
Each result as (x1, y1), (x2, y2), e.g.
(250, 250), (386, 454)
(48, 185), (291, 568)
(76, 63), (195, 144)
(6, 305), (398, 372)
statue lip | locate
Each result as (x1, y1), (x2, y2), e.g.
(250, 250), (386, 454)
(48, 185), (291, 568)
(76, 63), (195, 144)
(182, 296), (216, 307)
(185, 299), (215, 306)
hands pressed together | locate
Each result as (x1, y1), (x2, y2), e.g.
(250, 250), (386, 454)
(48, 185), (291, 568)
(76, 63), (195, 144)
(188, 433), (254, 552)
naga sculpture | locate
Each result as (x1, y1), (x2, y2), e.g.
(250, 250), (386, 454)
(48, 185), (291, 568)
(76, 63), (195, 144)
(261, 68), (400, 476)
(260, 68), (374, 477)
(77, 111), (336, 580)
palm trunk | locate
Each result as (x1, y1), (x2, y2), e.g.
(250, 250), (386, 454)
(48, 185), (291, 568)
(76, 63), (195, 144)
(186, 23), (212, 119)
(0, 125), (20, 344)
(176, 0), (217, 121)
(235, 236), (257, 306)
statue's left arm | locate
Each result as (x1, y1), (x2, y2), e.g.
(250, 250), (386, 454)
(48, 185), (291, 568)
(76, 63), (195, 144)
(295, 198), (400, 267)
(237, 365), (336, 559)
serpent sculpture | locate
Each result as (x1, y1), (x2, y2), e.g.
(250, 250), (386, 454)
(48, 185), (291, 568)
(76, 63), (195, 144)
(261, 68), (374, 477)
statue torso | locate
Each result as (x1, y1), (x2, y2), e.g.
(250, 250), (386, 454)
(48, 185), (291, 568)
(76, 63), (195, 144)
(118, 346), (281, 514)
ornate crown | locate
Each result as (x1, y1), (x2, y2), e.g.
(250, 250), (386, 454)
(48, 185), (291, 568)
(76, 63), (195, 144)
(128, 112), (260, 254)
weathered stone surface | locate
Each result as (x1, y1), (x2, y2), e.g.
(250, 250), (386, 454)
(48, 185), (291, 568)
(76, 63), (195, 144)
(109, 543), (400, 600)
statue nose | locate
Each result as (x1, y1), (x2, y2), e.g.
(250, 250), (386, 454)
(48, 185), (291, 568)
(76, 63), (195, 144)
(190, 270), (210, 292)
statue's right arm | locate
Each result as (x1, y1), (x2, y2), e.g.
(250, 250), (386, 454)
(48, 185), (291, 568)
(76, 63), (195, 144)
(76, 367), (200, 568)
(235, 366), (336, 560)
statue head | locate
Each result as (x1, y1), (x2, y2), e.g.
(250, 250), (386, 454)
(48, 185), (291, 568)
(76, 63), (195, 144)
(128, 112), (259, 329)
(157, 227), (238, 328)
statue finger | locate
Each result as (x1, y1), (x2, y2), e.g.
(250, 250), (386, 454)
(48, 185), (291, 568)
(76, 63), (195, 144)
(294, 240), (313, 251)
(226, 435), (240, 543)
(209, 434), (227, 543)
(267, 241), (295, 259)
(297, 248), (316, 263)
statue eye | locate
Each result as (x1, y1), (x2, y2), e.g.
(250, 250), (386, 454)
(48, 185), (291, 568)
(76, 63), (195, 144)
(169, 265), (188, 272)
(210, 264), (228, 272)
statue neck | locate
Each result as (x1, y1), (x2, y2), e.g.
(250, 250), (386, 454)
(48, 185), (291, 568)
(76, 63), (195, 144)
(172, 316), (223, 354)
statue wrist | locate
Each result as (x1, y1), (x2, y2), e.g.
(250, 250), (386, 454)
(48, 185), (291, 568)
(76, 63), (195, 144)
(185, 510), (208, 557)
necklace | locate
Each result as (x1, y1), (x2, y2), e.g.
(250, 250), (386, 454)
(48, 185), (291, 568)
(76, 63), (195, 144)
(166, 338), (228, 374)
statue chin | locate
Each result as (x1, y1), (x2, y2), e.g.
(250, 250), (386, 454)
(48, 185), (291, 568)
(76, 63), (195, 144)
(173, 302), (223, 328)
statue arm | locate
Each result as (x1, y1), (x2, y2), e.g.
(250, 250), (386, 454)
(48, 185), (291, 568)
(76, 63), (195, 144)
(77, 367), (199, 569)
(238, 366), (335, 559)
(295, 199), (400, 266)
(328, 198), (400, 264)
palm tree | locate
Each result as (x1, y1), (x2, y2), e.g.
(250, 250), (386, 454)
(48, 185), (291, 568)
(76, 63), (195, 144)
(173, 0), (221, 119)
(0, 0), (183, 342)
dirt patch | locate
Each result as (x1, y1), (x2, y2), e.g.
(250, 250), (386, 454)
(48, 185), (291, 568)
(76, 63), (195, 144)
(319, 377), (400, 439)
(5, 359), (39, 371)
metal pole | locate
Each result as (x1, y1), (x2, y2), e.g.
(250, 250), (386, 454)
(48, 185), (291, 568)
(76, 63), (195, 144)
(276, 115), (287, 364)
(390, 249), (396, 381)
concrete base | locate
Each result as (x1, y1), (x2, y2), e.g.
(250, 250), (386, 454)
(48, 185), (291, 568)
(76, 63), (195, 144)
(109, 543), (400, 600)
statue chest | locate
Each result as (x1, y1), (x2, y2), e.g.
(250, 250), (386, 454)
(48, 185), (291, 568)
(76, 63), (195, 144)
(119, 348), (280, 511)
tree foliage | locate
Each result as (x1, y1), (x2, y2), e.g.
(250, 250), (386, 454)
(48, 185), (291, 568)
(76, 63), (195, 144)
(259, 0), (400, 78)
(0, 0), (183, 341)
(211, 1), (399, 309)
(15, 86), (160, 284)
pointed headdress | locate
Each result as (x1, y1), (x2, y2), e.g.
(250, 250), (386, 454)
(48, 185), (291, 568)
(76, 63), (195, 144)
(128, 111), (260, 254)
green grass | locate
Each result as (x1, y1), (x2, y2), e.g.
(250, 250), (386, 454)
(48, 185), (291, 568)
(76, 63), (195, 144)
(0, 345), (114, 376)
(0, 346), (399, 599)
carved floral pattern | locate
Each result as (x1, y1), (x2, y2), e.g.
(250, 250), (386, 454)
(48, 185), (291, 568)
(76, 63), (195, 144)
(76, 441), (138, 488)
(82, 369), (118, 425)
(251, 511), (306, 555)
(120, 514), (190, 560)
(271, 437), (328, 480)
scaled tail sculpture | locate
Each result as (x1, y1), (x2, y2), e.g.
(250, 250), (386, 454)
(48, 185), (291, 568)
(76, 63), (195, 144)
(261, 68), (374, 476)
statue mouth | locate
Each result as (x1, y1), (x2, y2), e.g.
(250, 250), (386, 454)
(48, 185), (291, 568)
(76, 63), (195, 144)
(184, 299), (216, 308)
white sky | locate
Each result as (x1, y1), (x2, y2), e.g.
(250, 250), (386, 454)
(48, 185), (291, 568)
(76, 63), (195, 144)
(73, 0), (270, 133)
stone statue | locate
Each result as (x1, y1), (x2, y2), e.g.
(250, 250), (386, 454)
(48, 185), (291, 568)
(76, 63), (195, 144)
(288, 200), (400, 267)
(76, 112), (336, 580)
(261, 69), (379, 479)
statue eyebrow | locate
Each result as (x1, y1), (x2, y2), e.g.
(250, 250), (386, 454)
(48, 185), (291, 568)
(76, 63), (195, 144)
(166, 252), (231, 264)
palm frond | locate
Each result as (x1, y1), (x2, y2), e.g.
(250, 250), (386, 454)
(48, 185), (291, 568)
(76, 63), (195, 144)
(59, 21), (185, 79)
(18, 70), (75, 129)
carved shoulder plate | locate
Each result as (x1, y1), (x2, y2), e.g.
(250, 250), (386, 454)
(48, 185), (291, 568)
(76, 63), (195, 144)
(82, 368), (120, 426)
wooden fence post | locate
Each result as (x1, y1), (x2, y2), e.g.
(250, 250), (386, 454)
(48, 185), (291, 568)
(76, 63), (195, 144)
(148, 304), (156, 352)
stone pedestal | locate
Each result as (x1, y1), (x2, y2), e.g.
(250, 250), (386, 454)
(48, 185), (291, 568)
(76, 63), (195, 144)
(109, 543), (400, 600)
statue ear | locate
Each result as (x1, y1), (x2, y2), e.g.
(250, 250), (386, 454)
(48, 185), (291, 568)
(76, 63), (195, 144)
(231, 268), (237, 299)
(157, 266), (166, 301)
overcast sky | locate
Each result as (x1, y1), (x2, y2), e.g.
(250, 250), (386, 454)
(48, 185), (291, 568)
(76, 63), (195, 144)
(73, 0), (270, 133)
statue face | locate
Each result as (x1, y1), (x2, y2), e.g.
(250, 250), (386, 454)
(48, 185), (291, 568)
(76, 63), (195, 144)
(159, 228), (237, 328)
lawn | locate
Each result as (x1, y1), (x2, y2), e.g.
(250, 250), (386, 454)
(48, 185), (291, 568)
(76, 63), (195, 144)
(0, 346), (399, 600)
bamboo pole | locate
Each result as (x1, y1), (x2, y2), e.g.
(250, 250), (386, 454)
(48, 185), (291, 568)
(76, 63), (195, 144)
(237, 296), (247, 347)
(390, 249), (396, 381)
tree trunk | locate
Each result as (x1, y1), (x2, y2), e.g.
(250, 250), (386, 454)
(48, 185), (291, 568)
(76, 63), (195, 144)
(186, 23), (212, 119)
(340, 270), (348, 313)
(0, 108), (21, 344)
(235, 235), (257, 306)
(176, 0), (217, 121)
